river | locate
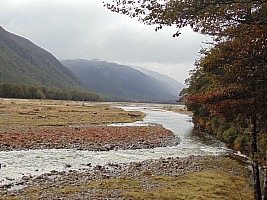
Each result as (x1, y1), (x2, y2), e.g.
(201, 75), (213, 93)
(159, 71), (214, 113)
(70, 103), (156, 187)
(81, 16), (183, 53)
(0, 104), (231, 187)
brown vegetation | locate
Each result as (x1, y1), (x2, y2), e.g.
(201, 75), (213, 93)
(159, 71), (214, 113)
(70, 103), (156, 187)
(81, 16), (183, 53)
(0, 126), (176, 151)
(1, 156), (253, 199)
(0, 99), (178, 151)
(0, 99), (145, 127)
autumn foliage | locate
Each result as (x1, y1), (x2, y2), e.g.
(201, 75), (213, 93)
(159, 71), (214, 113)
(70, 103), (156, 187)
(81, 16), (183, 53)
(104, 0), (267, 199)
(180, 3), (267, 200)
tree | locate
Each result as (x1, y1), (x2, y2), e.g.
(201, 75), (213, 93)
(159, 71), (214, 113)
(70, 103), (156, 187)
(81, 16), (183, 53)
(104, 1), (267, 199)
(185, 34), (266, 199)
(104, 0), (265, 36)
(181, 6), (266, 198)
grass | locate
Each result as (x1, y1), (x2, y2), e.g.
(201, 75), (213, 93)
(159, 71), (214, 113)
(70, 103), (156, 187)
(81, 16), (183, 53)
(2, 157), (253, 199)
(57, 185), (85, 194)
(161, 105), (193, 115)
(88, 178), (141, 190)
(123, 170), (252, 200)
(0, 99), (145, 127)
(4, 170), (251, 200)
(0, 99), (253, 199)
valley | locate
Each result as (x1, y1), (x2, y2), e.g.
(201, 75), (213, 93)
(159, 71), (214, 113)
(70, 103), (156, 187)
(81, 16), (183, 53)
(0, 98), (252, 199)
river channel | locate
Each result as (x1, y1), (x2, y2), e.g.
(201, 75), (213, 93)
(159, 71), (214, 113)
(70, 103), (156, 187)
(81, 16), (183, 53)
(0, 104), (231, 187)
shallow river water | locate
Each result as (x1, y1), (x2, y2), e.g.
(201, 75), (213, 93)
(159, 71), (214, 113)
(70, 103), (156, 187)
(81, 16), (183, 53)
(0, 104), (231, 186)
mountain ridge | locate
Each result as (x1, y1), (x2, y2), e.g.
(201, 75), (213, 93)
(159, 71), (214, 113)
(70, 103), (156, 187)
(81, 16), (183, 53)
(62, 59), (183, 102)
(0, 26), (84, 89)
(131, 65), (184, 96)
(0, 27), (183, 102)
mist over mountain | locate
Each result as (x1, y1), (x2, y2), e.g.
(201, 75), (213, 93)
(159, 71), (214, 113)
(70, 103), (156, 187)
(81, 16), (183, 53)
(0, 26), (84, 89)
(62, 59), (183, 102)
(132, 66), (184, 96)
(0, 26), (183, 102)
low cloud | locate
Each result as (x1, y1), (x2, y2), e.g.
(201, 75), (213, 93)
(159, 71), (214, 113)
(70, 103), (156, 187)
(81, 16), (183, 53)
(0, 0), (208, 82)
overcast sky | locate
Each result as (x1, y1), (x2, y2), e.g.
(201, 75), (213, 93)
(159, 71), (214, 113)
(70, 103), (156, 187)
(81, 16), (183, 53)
(0, 0), (209, 83)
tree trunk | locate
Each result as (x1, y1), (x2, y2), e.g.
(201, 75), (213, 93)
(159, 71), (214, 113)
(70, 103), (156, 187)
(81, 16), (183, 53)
(264, 151), (267, 200)
(250, 116), (262, 200)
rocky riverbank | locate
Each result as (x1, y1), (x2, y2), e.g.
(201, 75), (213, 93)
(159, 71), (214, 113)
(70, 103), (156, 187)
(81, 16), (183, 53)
(0, 99), (253, 199)
(1, 155), (252, 199)
(0, 125), (178, 151)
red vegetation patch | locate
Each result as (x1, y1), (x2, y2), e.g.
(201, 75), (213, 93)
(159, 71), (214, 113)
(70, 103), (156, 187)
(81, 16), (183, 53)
(0, 126), (177, 151)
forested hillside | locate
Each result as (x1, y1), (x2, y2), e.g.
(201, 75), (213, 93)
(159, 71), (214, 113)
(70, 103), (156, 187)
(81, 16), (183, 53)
(62, 59), (181, 102)
(0, 26), (106, 101)
(133, 66), (184, 97)
(0, 26), (83, 89)
(0, 83), (105, 101)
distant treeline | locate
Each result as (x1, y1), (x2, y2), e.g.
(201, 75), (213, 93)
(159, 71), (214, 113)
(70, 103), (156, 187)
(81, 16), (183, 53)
(0, 83), (105, 101)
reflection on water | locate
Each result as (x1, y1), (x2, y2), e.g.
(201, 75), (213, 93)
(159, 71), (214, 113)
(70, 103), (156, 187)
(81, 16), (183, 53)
(122, 105), (230, 156)
(0, 104), (231, 186)
(188, 129), (225, 147)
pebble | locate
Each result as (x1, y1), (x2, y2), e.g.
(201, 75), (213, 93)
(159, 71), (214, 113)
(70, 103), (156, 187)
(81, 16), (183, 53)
(0, 155), (236, 199)
(0, 126), (178, 152)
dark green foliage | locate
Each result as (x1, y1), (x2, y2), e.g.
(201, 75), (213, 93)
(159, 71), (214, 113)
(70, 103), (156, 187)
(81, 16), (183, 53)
(234, 130), (250, 154)
(0, 27), (108, 101)
(104, 1), (267, 198)
(223, 126), (237, 145)
(0, 26), (84, 90)
(0, 83), (105, 101)
(62, 59), (181, 102)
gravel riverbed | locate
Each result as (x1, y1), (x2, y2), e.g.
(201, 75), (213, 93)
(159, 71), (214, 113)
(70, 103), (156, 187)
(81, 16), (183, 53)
(0, 101), (251, 199)
(1, 155), (245, 199)
(0, 124), (245, 199)
(0, 126), (178, 152)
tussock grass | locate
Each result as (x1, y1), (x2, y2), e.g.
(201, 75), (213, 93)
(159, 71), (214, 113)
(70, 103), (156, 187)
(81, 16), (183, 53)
(2, 157), (253, 199)
(88, 178), (141, 190)
(123, 170), (252, 200)
(0, 99), (145, 127)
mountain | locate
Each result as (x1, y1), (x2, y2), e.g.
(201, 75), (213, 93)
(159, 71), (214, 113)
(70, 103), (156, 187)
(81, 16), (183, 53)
(0, 26), (84, 89)
(62, 59), (182, 102)
(132, 66), (184, 96)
